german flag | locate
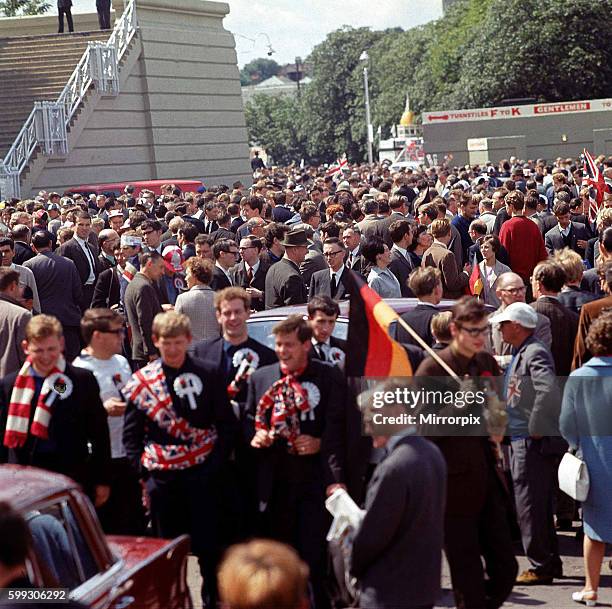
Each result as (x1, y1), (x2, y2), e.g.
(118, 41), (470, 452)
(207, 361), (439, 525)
(344, 270), (413, 377)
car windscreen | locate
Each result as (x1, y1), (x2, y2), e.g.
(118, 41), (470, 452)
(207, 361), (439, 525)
(248, 319), (348, 350)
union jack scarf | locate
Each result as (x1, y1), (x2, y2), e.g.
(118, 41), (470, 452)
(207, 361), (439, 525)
(121, 359), (217, 471)
(227, 351), (257, 399)
(4, 356), (66, 449)
(255, 364), (309, 453)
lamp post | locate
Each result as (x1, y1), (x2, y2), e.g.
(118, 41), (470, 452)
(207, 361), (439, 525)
(359, 51), (374, 166)
(295, 56), (302, 99)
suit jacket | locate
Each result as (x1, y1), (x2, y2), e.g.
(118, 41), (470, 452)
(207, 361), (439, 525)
(0, 363), (111, 487)
(13, 241), (35, 265)
(264, 257), (307, 309)
(182, 215), (206, 234)
(124, 272), (163, 360)
(544, 222), (590, 258)
(98, 253), (114, 272)
(394, 303), (439, 347)
(388, 247), (414, 297)
(210, 266), (232, 291)
(245, 359), (346, 498)
(375, 211), (406, 247)
(572, 295), (612, 370)
(0, 295), (31, 377)
(345, 248), (366, 276)
(230, 260), (270, 311)
(356, 214), (382, 239)
(272, 205), (294, 224)
(309, 266), (350, 301)
(504, 335), (561, 436)
(490, 308), (552, 357)
(210, 227), (235, 243)
(309, 335), (348, 362)
(23, 252), (82, 326)
(531, 296), (578, 376)
(91, 267), (121, 309)
(230, 217), (245, 233)
(174, 285), (219, 342)
(299, 246), (327, 287)
(351, 435), (446, 609)
(421, 242), (468, 299)
(558, 285), (598, 315)
(202, 218), (219, 235)
(58, 237), (102, 286)
(537, 211), (558, 236)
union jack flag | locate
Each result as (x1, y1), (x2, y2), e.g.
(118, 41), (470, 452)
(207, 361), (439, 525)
(325, 154), (348, 177)
(582, 148), (608, 223)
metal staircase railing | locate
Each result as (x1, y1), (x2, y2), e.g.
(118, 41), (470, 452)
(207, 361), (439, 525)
(0, 0), (138, 200)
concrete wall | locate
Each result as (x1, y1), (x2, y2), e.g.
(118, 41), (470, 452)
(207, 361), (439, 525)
(423, 111), (612, 165)
(28, 0), (251, 193)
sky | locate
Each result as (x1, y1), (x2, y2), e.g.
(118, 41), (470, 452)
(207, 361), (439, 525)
(75, 0), (443, 68)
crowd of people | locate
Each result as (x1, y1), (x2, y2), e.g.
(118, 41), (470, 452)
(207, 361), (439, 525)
(0, 153), (612, 609)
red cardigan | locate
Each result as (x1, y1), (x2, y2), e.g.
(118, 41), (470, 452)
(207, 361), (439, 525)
(499, 216), (548, 282)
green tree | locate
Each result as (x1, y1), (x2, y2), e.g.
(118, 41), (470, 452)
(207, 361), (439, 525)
(240, 58), (280, 87)
(301, 26), (388, 163)
(244, 93), (307, 165)
(0, 0), (49, 16)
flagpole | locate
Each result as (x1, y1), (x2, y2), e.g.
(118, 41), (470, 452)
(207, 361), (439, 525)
(394, 316), (461, 381)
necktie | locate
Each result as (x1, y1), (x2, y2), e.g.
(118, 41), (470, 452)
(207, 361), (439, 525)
(247, 266), (253, 284)
(330, 273), (337, 296)
(83, 242), (96, 277)
(316, 342), (327, 361)
(348, 253), (353, 268)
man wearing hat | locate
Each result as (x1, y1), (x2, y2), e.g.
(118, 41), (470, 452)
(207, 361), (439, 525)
(46, 203), (62, 236)
(491, 302), (563, 586)
(108, 209), (125, 233)
(161, 245), (186, 305)
(264, 229), (309, 309)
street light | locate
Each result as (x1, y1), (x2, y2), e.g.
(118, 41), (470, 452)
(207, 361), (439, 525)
(360, 51), (374, 166)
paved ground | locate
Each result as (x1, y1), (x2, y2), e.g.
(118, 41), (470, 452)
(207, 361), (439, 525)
(187, 526), (612, 608)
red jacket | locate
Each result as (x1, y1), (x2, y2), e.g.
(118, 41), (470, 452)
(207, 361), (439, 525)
(499, 216), (547, 282)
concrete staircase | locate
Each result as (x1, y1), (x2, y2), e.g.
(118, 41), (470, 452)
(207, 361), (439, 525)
(0, 31), (110, 158)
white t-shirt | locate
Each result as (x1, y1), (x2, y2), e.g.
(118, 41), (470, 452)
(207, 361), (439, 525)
(73, 352), (132, 458)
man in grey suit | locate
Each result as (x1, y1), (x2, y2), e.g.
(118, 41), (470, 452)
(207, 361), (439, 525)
(0, 268), (31, 377)
(309, 238), (350, 301)
(174, 257), (219, 342)
(23, 231), (82, 360)
(544, 201), (590, 259)
(356, 199), (382, 239)
(492, 302), (563, 585)
(351, 393), (446, 609)
(124, 251), (165, 368)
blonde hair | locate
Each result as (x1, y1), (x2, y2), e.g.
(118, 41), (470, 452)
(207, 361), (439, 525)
(553, 248), (583, 284)
(218, 540), (308, 609)
(431, 310), (452, 344)
(151, 311), (191, 338)
(25, 315), (63, 342)
(429, 218), (450, 239)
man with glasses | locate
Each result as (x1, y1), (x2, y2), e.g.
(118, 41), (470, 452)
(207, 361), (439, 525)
(230, 237), (270, 311)
(490, 272), (552, 368)
(140, 219), (164, 254)
(416, 297), (518, 609)
(73, 308), (143, 535)
(309, 237), (349, 301)
(211, 239), (238, 291)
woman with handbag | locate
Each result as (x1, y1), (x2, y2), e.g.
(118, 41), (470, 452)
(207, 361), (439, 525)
(560, 311), (612, 607)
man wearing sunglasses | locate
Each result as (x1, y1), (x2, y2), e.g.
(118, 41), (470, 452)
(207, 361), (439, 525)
(73, 308), (143, 536)
(309, 238), (349, 301)
(416, 297), (518, 609)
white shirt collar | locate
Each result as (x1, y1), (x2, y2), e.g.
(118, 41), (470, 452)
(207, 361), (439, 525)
(392, 244), (408, 257)
(350, 246), (360, 257)
(215, 261), (231, 279)
(246, 260), (260, 274)
(330, 265), (344, 279)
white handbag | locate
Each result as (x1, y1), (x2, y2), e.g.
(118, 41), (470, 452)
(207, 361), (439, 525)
(558, 451), (590, 502)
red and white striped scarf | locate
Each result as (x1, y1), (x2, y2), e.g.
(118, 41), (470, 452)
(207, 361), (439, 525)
(255, 363), (309, 453)
(4, 356), (67, 449)
(121, 359), (217, 471)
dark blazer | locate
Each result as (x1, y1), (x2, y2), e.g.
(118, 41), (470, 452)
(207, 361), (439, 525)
(572, 294), (612, 369)
(182, 243), (196, 260)
(91, 267), (121, 309)
(210, 266), (232, 291)
(544, 222), (590, 258)
(230, 217), (245, 233)
(376, 211), (406, 247)
(531, 296), (578, 376)
(581, 267), (604, 297)
(558, 285), (598, 315)
(13, 241), (36, 265)
(210, 227), (235, 243)
(300, 247), (327, 287)
(345, 248), (366, 276)
(265, 257), (307, 309)
(98, 253), (114, 272)
(58, 238), (102, 286)
(388, 247), (414, 297)
(0, 363), (111, 487)
(230, 260), (270, 310)
(182, 215), (206, 234)
(351, 435), (446, 609)
(272, 205), (294, 224)
(585, 237), (600, 268)
(395, 303), (439, 347)
(23, 252), (82, 326)
(124, 272), (163, 361)
(245, 359), (346, 496)
(309, 335), (347, 361)
(537, 211), (558, 236)
(201, 218), (219, 235)
(309, 266), (350, 301)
